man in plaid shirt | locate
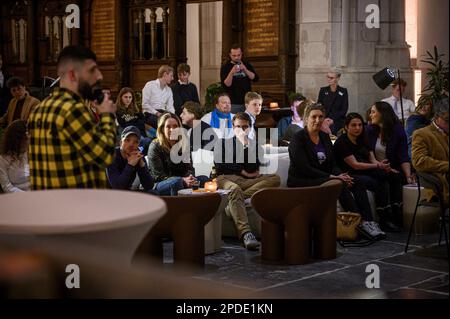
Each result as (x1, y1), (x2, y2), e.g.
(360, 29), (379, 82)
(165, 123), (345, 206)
(28, 45), (117, 189)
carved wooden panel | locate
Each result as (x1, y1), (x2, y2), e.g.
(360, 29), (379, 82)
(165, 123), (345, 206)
(91, 0), (116, 61)
(243, 0), (279, 57)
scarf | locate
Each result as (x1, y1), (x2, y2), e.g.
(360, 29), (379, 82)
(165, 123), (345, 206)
(210, 108), (232, 129)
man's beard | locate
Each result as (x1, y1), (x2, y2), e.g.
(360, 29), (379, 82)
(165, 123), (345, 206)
(78, 79), (100, 100)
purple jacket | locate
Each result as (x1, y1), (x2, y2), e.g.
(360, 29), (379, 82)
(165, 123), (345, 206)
(365, 122), (410, 170)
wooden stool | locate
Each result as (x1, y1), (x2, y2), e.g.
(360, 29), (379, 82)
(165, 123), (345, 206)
(251, 180), (342, 265)
(135, 193), (221, 267)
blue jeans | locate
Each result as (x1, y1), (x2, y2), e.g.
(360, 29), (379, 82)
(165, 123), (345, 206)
(153, 177), (184, 196)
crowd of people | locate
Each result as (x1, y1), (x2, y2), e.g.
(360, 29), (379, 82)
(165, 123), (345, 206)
(0, 44), (448, 251)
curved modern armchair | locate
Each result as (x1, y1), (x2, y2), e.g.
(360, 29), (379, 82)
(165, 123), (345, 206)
(135, 193), (221, 268)
(251, 180), (342, 265)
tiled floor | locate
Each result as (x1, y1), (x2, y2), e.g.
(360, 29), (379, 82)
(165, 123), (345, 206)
(164, 231), (449, 299)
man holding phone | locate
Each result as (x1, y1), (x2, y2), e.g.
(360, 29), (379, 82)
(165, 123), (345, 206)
(221, 44), (259, 114)
(106, 125), (155, 192)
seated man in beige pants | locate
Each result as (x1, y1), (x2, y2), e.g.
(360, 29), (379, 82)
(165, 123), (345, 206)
(214, 112), (280, 250)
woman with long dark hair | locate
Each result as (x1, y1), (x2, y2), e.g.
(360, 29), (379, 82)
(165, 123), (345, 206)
(0, 120), (30, 192)
(334, 113), (399, 233)
(366, 101), (414, 228)
(116, 87), (152, 152)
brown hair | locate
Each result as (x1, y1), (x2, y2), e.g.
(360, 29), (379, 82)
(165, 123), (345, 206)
(214, 92), (230, 105)
(289, 93), (306, 107)
(177, 63), (191, 75)
(232, 112), (251, 125)
(0, 119), (28, 163)
(303, 103), (326, 122)
(230, 44), (242, 52)
(158, 65), (174, 78)
(244, 91), (262, 105)
(156, 113), (187, 153)
(116, 87), (140, 115)
(391, 78), (407, 87)
(182, 101), (203, 120)
(297, 99), (314, 118)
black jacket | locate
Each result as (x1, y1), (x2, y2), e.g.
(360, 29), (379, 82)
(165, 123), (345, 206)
(147, 140), (194, 182)
(287, 129), (341, 187)
(214, 136), (264, 176)
(317, 85), (348, 134)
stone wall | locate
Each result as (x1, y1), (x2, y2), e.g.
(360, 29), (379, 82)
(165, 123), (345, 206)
(295, 0), (414, 115)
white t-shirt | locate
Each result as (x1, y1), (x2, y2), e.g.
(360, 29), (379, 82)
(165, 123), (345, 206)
(0, 154), (30, 192)
(141, 79), (175, 115)
(382, 95), (415, 121)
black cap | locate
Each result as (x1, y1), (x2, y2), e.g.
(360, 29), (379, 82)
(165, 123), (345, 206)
(121, 126), (141, 140)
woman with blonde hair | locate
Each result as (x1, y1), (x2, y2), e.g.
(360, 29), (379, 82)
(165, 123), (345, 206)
(147, 113), (208, 195)
(0, 120), (30, 192)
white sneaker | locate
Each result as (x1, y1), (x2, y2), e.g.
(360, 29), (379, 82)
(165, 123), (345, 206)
(359, 221), (386, 240)
(242, 232), (260, 250)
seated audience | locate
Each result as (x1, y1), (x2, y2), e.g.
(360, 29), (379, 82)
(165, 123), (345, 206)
(366, 101), (415, 227)
(171, 63), (200, 116)
(317, 68), (348, 135)
(0, 120), (30, 192)
(214, 112), (280, 250)
(147, 113), (208, 195)
(0, 77), (39, 128)
(287, 104), (380, 236)
(405, 96), (432, 158)
(106, 126), (155, 193)
(116, 87), (151, 153)
(382, 79), (415, 122)
(201, 92), (234, 139)
(334, 113), (401, 233)
(180, 101), (216, 152)
(244, 91), (263, 140)
(412, 97), (449, 206)
(0, 53), (13, 117)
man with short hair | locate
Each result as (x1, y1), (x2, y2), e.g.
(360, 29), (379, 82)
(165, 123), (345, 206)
(180, 101), (216, 152)
(201, 93), (235, 139)
(244, 91), (263, 140)
(412, 97), (449, 205)
(382, 79), (415, 122)
(171, 63), (200, 116)
(106, 125), (155, 192)
(220, 45), (259, 114)
(214, 112), (280, 250)
(28, 45), (116, 189)
(142, 65), (175, 128)
(0, 76), (40, 128)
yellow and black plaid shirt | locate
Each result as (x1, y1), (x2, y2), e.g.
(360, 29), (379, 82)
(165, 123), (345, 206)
(28, 87), (116, 189)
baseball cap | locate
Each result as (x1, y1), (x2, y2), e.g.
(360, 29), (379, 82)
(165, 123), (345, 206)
(121, 126), (141, 140)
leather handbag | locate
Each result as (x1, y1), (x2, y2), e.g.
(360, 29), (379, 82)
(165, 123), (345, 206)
(336, 212), (361, 241)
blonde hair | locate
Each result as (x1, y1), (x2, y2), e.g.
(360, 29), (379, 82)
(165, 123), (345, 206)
(303, 103), (325, 123)
(158, 65), (174, 78)
(156, 113), (188, 154)
(244, 91), (263, 105)
(116, 87), (140, 115)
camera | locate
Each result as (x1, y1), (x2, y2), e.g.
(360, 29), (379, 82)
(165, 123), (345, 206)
(92, 88), (105, 104)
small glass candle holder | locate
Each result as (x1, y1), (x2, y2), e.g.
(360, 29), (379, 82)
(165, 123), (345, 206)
(269, 102), (279, 109)
(204, 180), (218, 192)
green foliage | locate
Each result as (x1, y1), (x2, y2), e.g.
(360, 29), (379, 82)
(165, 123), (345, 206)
(204, 82), (225, 114)
(418, 46), (449, 108)
(134, 90), (143, 112)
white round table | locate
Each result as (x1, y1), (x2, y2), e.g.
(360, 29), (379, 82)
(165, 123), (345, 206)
(0, 189), (166, 265)
(178, 189), (230, 254)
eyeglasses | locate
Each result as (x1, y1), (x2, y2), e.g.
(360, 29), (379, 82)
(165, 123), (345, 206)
(234, 125), (249, 130)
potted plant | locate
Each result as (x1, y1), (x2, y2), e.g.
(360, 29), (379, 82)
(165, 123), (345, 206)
(204, 82), (224, 114)
(418, 46), (449, 108)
